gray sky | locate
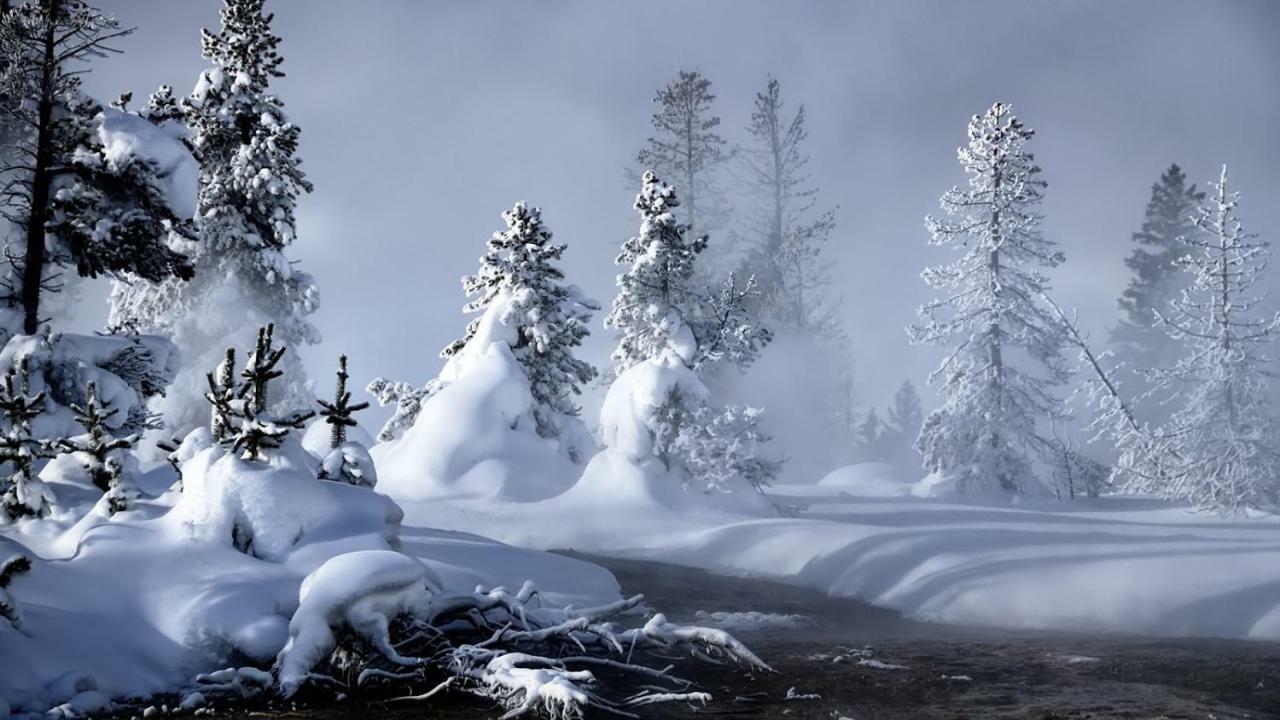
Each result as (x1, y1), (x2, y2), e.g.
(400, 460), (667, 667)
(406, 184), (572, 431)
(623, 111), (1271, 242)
(80, 0), (1280, 430)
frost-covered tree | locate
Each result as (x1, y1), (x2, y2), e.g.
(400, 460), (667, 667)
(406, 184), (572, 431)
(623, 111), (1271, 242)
(635, 70), (729, 245)
(0, 0), (192, 337)
(1112, 164), (1203, 378)
(442, 202), (598, 438)
(56, 381), (134, 497)
(740, 76), (839, 331)
(110, 0), (319, 440)
(365, 377), (432, 444)
(0, 358), (52, 519)
(606, 171), (778, 495)
(1123, 167), (1280, 514)
(607, 171), (769, 375)
(205, 324), (313, 462)
(315, 354), (374, 487)
(664, 402), (778, 495)
(909, 103), (1070, 494)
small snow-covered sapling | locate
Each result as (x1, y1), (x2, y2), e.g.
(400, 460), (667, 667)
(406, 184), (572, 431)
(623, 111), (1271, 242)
(205, 325), (315, 462)
(317, 355), (368, 450)
(0, 358), (54, 520)
(58, 382), (135, 494)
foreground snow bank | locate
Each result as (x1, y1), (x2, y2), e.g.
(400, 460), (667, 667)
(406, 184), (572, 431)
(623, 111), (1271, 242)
(0, 446), (624, 714)
(407, 486), (1280, 642)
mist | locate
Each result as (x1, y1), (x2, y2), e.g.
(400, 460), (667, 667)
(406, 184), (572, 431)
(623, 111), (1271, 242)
(68, 0), (1280, 445)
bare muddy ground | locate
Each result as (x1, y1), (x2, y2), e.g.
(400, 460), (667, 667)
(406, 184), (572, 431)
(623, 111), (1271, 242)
(157, 553), (1280, 720)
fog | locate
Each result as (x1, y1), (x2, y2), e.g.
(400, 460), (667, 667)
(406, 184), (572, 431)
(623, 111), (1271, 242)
(78, 0), (1280, 437)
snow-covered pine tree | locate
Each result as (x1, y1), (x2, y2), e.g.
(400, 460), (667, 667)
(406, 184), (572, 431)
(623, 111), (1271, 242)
(0, 0), (193, 337)
(1112, 164), (1204, 381)
(56, 381), (134, 495)
(607, 171), (708, 373)
(883, 379), (924, 470)
(317, 355), (366, 450)
(206, 347), (236, 442)
(0, 358), (52, 519)
(1124, 166), (1280, 513)
(606, 171), (778, 494)
(315, 354), (375, 487)
(607, 171), (770, 375)
(635, 71), (730, 246)
(854, 407), (885, 461)
(442, 202), (598, 438)
(205, 324), (314, 462)
(109, 0), (319, 440)
(909, 102), (1071, 494)
(740, 76), (839, 331)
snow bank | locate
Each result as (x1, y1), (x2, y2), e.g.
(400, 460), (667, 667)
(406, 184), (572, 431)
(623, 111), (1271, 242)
(598, 350), (705, 462)
(171, 442), (401, 564)
(406, 486), (1280, 642)
(1, 458), (624, 713)
(818, 463), (914, 498)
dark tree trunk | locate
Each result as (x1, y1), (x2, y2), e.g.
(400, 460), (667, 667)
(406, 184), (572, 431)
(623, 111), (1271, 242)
(21, 0), (59, 335)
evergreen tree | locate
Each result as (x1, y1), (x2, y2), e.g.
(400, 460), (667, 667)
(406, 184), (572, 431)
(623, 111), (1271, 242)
(204, 324), (314, 462)
(110, 0), (319, 439)
(635, 70), (729, 245)
(607, 171), (778, 494)
(854, 407), (885, 461)
(883, 380), (924, 470)
(1112, 164), (1204, 375)
(0, 0), (192, 337)
(0, 358), (52, 519)
(57, 381), (134, 495)
(1122, 167), (1280, 514)
(740, 76), (839, 331)
(365, 377), (434, 443)
(606, 171), (769, 375)
(442, 202), (598, 438)
(316, 354), (374, 487)
(317, 354), (367, 450)
(909, 103), (1070, 494)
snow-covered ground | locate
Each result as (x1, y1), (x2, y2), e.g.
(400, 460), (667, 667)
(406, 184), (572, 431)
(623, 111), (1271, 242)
(0, 446), (621, 714)
(392, 470), (1280, 643)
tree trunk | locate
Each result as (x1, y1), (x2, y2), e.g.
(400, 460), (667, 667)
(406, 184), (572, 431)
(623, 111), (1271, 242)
(21, 0), (59, 335)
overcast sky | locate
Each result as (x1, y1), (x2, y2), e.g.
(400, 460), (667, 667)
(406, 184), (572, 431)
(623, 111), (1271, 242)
(79, 0), (1280, 429)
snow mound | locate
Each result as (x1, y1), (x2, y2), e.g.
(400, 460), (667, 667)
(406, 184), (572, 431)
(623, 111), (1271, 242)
(171, 442), (402, 563)
(276, 550), (440, 696)
(374, 343), (579, 503)
(819, 463), (914, 498)
(599, 350), (705, 462)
